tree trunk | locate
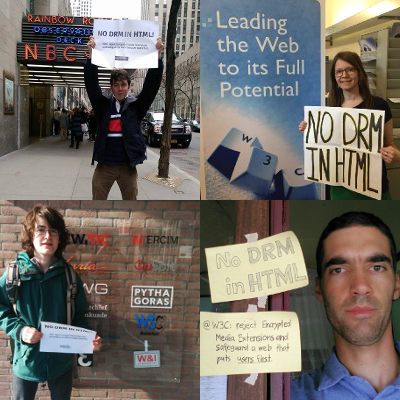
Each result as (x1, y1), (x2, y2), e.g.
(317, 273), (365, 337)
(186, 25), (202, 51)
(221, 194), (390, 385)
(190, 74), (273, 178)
(158, 0), (181, 178)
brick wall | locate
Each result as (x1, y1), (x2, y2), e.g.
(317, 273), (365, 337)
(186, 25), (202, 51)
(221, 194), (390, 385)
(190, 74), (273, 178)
(0, 200), (200, 400)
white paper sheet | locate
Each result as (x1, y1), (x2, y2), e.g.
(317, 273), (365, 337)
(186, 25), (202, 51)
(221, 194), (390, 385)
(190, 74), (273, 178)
(92, 19), (159, 69)
(40, 321), (96, 354)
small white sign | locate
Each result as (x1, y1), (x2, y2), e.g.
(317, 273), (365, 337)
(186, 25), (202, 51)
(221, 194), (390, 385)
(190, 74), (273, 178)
(179, 245), (193, 258)
(40, 321), (96, 354)
(134, 350), (161, 368)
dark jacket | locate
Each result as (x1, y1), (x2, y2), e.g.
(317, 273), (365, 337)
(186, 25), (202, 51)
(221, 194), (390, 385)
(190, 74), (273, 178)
(70, 113), (83, 135)
(0, 252), (90, 382)
(84, 58), (163, 167)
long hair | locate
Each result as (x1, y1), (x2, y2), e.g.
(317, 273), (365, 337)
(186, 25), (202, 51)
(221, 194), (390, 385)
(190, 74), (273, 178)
(328, 51), (373, 109)
(21, 205), (70, 259)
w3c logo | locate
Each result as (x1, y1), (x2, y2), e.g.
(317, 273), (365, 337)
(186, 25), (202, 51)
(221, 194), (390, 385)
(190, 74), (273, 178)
(135, 314), (164, 330)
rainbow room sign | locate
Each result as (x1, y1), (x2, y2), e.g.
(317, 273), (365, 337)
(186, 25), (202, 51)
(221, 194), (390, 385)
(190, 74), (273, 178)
(17, 15), (110, 65)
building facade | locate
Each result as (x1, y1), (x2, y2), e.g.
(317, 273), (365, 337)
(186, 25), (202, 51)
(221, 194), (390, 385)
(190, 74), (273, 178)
(70, 0), (92, 17)
(133, 0), (200, 113)
(0, 0), (79, 157)
(174, 42), (199, 120)
(0, 0), (30, 157)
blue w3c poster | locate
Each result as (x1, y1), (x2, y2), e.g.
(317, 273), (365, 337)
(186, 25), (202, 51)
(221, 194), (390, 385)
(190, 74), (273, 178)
(201, 0), (323, 200)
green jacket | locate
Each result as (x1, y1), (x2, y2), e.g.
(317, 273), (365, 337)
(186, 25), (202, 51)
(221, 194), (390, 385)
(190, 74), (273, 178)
(0, 251), (91, 382)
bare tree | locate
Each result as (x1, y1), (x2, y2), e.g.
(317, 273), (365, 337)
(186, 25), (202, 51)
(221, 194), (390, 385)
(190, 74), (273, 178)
(175, 60), (200, 119)
(159, 59), (200, 118)
(158, 0), (181, 178)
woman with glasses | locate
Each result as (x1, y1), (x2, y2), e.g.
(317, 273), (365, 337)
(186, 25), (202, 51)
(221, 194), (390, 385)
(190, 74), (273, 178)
(0, 205), (101, 400)
(300, 51), (400, 199)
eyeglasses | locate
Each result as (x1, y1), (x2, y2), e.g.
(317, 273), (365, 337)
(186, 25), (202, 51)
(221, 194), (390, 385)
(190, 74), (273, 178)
(335, 67), (357, 77)
(35, 228), (59, 236)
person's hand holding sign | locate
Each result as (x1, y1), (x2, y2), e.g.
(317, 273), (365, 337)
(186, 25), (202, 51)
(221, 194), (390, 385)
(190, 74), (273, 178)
(93, 335), (102, 351)
(381, 145), (400, 164)
(298, 121), (307, 133)
(156, 36), (164, 59)
(22, 327), (43, 344)
(87, 35), (96, 59)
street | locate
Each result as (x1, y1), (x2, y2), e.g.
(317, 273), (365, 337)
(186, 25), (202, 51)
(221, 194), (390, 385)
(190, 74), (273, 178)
(147, 132), (200, 181)
(0, 135), (200, 200)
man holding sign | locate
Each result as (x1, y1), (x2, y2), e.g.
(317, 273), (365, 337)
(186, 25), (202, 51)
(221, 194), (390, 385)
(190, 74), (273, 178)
(84, 28), (163, 200)
(0, 205), (101, 400)
(292, 211), (400, 398)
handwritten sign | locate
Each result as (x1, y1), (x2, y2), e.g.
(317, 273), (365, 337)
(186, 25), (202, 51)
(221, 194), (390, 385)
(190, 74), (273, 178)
(205, 231), (308, 303)
(200, 311), (301, 376)
(304, 106), (384, 199)
(92, 19), (159, 68)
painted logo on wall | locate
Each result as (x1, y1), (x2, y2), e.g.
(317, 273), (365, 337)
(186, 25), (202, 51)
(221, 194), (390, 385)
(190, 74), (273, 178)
(66, 256), (108, 274)
(131, 286), (174, 309)
(70, 233), (110, 245)
(134, 259), (176, 272)
(132, 235), (179, 246)
(135, 314), (164, 335)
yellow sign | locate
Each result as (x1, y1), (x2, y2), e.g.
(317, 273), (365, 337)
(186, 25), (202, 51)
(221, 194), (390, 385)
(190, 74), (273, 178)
(205, 231), (308, 303)
(200, 311), (301, 376)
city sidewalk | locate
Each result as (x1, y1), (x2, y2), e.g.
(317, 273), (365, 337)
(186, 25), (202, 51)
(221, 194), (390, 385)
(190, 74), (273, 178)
(0, 135), (200, 200)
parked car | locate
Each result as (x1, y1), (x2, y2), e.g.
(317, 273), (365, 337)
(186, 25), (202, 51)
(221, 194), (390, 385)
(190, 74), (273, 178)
(140, 111), (192, 148)
(190, 119), (200, 132)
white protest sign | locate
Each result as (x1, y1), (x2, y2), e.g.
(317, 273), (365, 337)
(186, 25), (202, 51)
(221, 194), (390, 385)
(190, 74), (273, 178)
(92, 19), (159, 69)
(200, 311), (301, 376)
(303, 106), (384, 199)
(40, 321), (96, 354)
(205, 231), (308, 303)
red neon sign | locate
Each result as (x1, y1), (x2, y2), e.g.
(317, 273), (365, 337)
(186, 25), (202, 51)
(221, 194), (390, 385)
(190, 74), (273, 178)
(25, 43), (38, 60)
(64, 46), (76, 62)
(46, 45), (56, 60)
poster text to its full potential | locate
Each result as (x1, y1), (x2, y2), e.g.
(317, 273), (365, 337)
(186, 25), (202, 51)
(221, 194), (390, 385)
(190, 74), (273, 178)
(304, 106), (384, 199)
(205, 231), (308, 303)
(200, 311), (301, 376)
(213, 11), (307, 99)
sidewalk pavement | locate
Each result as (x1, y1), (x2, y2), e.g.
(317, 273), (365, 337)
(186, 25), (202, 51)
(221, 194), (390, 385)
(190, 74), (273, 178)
(0, 135), (200, 200)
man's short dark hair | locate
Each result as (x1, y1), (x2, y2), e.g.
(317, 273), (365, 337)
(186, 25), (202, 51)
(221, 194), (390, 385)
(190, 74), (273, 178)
(21, 205), (70, 259)
(316, 211), (397, 280)
(110, 69), (131, 87)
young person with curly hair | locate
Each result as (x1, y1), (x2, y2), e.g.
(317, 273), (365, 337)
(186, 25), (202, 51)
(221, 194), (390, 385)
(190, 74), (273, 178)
(0, 205), (101, 400)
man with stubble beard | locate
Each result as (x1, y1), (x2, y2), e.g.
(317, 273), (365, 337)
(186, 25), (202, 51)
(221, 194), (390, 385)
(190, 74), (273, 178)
(291, 211), (400, 399)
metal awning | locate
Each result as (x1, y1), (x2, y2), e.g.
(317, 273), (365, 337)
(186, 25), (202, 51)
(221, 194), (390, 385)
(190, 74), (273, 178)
(20, 63), (113, 88)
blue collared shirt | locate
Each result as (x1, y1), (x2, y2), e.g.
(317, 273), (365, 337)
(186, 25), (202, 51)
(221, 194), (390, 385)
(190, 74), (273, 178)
(291, 341), (400, 399)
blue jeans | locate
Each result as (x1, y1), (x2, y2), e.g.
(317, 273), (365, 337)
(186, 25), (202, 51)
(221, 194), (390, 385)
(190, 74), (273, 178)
(12, 368), (72, 400)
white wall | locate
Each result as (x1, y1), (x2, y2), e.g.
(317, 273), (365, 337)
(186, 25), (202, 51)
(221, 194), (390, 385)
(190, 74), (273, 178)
(326, 0), (384, 27)
(325, 0), (396, 57)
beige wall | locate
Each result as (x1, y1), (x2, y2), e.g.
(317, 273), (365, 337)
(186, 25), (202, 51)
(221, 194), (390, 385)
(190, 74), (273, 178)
(325, 0), (396, 57)
(326, 0), (384, 27)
